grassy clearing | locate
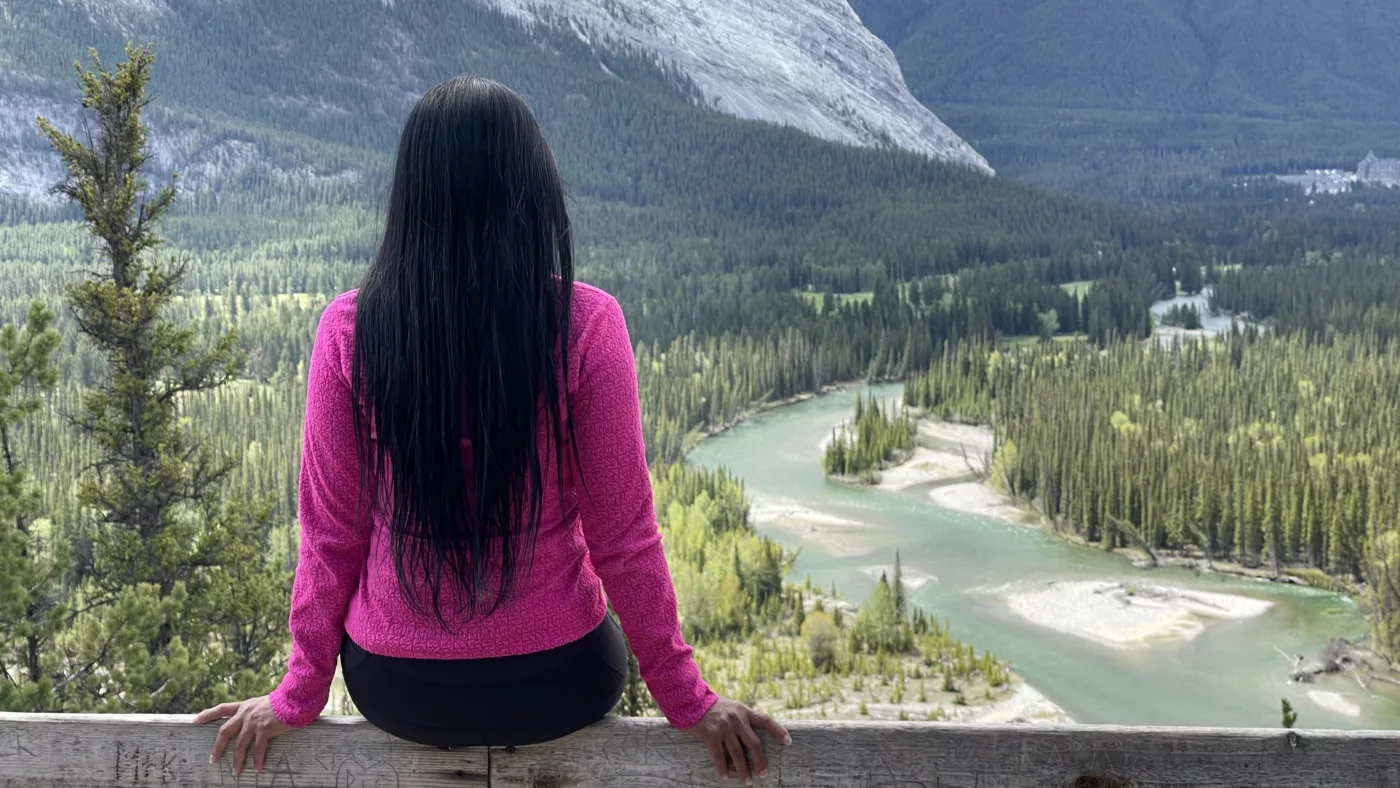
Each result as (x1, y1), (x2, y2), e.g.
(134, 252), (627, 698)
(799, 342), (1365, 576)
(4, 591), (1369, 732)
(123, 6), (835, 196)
(797, 291), (874, 310)
(1004, 334), (1087, 348)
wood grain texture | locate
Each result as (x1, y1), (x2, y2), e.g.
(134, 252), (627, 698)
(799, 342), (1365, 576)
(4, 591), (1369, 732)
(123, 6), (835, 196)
(493, 718), (1400, 788)
(0, 713), (486, 788)
(4, 714), (1400, 788)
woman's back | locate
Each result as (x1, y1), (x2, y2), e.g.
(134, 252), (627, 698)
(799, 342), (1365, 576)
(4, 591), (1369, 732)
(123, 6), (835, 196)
(207, 77), (784, 783)
(273, 281), (716, 729)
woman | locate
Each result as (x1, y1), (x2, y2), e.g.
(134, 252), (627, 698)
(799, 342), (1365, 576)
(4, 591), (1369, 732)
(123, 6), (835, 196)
(195, 76), (788, 781)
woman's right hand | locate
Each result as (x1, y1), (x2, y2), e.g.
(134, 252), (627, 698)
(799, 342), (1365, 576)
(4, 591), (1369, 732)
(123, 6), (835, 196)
(686, 696), (791, 784)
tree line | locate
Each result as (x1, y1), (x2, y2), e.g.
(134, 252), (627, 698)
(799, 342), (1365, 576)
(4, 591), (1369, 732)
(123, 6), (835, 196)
(1213, 258), (1400, 344)
(906, 333), (1400, 658)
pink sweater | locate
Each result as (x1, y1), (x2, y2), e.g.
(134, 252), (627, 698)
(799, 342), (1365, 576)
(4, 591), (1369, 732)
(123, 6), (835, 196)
(268, 284), (717, 729)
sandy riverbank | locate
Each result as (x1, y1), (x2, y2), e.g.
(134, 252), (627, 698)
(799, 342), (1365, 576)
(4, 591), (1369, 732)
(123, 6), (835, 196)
(828, 679), (1072, 725)
(1307, 689), (1362, 718)
(901, 420), (1356, 592)
(966, 682), (1072, 725)
(749, 497), (881, 558)
(805, 417), (1032, 555)
(997, 580), (1274, 650)
(856, 417), (1038, 525)
(823, 418), (997, 493)
(927, 482), (1032, 524)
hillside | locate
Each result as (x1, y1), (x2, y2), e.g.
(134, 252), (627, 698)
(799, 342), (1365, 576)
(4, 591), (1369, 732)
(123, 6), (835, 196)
(850, 0), (1400, 199)
(0, 0), (1141, 269)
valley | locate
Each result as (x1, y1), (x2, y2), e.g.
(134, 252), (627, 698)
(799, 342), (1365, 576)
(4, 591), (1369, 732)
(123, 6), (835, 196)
(2, 0), (1400, 745)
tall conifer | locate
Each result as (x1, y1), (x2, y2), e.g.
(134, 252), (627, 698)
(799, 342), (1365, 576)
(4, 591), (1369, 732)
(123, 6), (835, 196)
(38, 44), (290, 711)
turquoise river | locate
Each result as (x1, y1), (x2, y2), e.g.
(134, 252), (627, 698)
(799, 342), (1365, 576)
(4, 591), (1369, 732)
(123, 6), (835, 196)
(689, 383), (1400, 730)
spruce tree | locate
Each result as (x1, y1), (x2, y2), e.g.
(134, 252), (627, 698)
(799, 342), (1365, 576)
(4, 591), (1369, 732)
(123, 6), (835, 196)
(38, 43), (290, 712)
(1178, 262), (1204, 295)
(0, 305), (63, 712)
(892, 549), (906, 615)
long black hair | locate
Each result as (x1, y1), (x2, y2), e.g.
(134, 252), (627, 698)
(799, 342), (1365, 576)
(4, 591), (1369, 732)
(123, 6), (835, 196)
(353, 76), (574, 624)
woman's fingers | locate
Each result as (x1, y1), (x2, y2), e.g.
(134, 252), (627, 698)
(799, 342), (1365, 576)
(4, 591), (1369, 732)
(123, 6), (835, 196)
(724, 733), (750, 784)
(686, 699), (789, 783)
(210, 717), (241, 765)
(705, 737), (728, 779)
(738, 718), (768, 778)
(232, 723), (256, 776)
(253, 731), (270, 774)
(749, 709), (792, 747)
(193, 702), (240, 726)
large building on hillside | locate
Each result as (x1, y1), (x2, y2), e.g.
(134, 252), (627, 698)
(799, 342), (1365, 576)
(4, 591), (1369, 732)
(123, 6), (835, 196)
(1358, 151), (1400, 184)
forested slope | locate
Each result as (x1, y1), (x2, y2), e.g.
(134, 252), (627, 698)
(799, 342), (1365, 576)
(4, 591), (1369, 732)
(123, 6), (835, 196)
(1, 0), (1145, 267)
(854, 0), (1400, 120)
(850, 0), (1400, 199)
(0, 0), (1186, 469)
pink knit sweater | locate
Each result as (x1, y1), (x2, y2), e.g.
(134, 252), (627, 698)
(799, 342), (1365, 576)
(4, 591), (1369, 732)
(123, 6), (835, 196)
(268, 284), (717, 729)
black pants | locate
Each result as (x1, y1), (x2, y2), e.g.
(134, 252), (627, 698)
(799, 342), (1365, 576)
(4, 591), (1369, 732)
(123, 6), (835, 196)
(341, 614), (628, 748)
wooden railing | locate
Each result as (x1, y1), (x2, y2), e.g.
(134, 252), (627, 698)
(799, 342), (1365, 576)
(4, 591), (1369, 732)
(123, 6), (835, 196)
(2, 713), (1399, 787)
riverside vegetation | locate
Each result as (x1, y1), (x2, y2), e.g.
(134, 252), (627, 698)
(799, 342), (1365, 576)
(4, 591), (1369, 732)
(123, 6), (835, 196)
(892, 329), (1400, 662)
(822, 395), (916, 482)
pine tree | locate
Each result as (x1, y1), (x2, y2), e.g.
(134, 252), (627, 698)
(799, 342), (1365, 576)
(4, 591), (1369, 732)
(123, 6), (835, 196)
(0, 304), (62, 712)
(37, 44), (290, 712)
(893, 549), (906, 615)
(1178, 262), (1204, 295)
(1281, 698), (1298, 729)
(850, 574), (909, 655)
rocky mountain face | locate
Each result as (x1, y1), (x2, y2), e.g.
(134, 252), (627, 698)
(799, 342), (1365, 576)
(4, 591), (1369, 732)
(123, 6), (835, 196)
(0, 0), (990, 202)
(484, 0), (991, 174)
(0, 83), (360, 203)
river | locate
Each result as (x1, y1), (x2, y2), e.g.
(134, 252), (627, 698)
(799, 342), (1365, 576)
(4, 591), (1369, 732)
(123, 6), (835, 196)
(689, 383), (1400, 729)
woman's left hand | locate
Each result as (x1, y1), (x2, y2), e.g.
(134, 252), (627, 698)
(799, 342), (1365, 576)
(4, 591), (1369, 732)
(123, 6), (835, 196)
(194, 695), (295, 775)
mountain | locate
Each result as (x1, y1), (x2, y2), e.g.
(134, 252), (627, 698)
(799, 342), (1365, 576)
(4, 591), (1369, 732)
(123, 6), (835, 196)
(850, 0), (1400, 200)
(855, 0), (1400, 120)
(0, 0), (989, 205)
(484, 0), (990, 174)
(0, 0), (1136, 277)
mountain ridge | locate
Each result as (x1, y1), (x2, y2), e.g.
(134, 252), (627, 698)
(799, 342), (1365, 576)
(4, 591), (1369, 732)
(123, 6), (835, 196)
(483, 0), (991, 174)
(0, 0), (991, 199)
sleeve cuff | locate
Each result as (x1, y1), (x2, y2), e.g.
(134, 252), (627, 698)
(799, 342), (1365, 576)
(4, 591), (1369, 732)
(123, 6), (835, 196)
(665, 688), (720, 729)
(268, 685), (320, 729)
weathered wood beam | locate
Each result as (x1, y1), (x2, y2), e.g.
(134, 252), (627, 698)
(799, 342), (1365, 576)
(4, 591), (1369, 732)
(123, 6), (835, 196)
(0, 713), (486, 788)
(4, 713), (1400, 788)
(494, 718), (1400, 788)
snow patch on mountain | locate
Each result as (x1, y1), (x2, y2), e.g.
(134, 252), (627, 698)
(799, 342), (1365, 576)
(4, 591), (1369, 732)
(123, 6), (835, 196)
(483, 0), (992, 174)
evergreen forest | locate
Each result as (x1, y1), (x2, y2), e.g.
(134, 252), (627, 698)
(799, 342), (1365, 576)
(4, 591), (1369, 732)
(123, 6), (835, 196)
(3, 0), (1400, 729)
